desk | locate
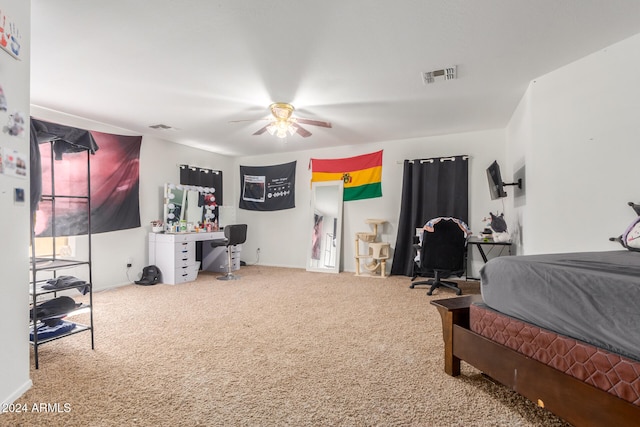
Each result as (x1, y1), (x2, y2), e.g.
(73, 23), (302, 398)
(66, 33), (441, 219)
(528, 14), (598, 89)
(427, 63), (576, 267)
(467, 237), (512, 263)
(149, 231), (241, 284)
(466, 237), (512, 280)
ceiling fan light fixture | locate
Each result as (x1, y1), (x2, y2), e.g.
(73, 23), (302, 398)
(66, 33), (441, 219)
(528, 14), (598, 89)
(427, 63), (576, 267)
(241, 102), (330, 139)
(267, 119), (296, 138)
(269, 102), (295, 121)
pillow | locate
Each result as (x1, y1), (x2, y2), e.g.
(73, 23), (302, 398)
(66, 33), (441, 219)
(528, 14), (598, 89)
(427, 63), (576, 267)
(622, 216), (640, 251)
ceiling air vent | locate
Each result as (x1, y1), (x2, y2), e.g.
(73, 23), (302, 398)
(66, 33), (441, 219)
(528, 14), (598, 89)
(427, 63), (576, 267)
(422, 66), (457, 85)
(149, 124), (174, 130)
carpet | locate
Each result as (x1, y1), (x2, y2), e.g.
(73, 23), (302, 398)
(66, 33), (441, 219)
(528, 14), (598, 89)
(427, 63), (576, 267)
(4, 266), (568, 426)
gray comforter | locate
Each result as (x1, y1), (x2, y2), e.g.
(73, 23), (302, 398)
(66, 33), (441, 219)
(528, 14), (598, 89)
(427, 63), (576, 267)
(480, 250), (640, 361)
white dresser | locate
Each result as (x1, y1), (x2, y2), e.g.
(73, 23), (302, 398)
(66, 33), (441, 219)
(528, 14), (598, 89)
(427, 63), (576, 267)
(148, 231), (228, 284)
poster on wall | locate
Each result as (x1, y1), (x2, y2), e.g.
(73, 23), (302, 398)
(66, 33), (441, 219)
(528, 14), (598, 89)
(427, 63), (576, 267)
(31, 118), (143, 237)
(0, 10), (22, 60)
(2, 147), (26, 178)
(239, 161), (296, 211)
(0, 83), (26, 139)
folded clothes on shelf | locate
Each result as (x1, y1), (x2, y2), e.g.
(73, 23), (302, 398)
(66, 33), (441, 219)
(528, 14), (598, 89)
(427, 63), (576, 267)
(41, 275), (90, 295)
(30, 320), (76, 341)
(30, 296), (82, 325)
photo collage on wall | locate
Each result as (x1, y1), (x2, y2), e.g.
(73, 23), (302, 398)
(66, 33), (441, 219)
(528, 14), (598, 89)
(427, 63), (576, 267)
(0, 9), (27, 179)
(0, 81), (27, 180)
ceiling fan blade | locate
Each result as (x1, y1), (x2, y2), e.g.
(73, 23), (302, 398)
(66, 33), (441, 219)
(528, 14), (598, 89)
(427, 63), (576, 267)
(295, 118), (332, 128)
(253, 125), (269, 136)
(295, 125), (312, 138)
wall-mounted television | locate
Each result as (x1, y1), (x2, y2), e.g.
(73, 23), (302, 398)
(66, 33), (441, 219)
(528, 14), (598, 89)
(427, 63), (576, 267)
(486, 160), (523, 200)
(486, 161), (507, 200)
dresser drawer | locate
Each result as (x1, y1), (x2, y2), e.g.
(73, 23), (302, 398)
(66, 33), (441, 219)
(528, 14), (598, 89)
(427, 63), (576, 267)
(174, 241), (195, 264)
(174, 263), (200, 283)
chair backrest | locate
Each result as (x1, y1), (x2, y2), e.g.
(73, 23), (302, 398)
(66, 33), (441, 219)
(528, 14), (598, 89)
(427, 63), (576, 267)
(421, 218), (467, 273)
(224, 224), (248, 246)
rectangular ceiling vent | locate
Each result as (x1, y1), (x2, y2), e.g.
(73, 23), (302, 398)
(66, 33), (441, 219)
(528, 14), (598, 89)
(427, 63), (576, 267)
(149, 123), (174, 130)
(422, 66), (457, 85)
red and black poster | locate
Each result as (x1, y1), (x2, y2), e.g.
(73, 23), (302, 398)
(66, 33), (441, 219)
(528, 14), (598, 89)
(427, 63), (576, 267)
(32, 118), (142, 236)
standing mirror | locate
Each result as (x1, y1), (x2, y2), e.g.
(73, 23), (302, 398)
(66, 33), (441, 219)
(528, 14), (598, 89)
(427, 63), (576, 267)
(307, 180), (343, 273)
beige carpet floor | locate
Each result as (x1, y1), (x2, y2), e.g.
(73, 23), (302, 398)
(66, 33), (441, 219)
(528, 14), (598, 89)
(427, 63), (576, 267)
(5, 266), (569, 426)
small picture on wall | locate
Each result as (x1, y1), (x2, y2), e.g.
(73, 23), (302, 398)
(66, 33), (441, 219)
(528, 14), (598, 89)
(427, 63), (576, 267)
(0, 10), (23, 60)
(3, 110), (25, 136)
(242, 175), (266, 203)
(3, 147), (26, 178)
(14, 187), (24, 203)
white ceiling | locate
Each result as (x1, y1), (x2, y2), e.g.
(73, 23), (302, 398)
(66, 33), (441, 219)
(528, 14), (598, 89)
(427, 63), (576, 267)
(30, 1), (640, 157)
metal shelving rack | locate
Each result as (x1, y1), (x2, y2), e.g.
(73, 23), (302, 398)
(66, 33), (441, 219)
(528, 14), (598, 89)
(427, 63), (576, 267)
(29, 142), (94, 369)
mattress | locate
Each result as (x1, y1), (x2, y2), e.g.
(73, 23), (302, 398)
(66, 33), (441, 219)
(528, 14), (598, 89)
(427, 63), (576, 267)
(470, 303), (640, 406)
(480, 250), (640, 361)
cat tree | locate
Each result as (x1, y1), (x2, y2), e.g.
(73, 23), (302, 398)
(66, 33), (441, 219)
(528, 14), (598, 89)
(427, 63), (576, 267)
(354, 218), (390, 278)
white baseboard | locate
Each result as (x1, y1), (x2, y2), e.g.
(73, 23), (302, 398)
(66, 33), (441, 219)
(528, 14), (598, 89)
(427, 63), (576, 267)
(1, 379), (32, 407)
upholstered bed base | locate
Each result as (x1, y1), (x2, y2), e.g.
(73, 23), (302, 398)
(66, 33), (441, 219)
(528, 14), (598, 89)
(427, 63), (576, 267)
(470, 302), (640, 406)
(431, 295), (640, 427)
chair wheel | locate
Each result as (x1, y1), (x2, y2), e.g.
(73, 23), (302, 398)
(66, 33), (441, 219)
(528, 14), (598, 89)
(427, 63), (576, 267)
(409, 284), (415, 289)
(427, 290), (433, 296)
(456, 288), (462, 295)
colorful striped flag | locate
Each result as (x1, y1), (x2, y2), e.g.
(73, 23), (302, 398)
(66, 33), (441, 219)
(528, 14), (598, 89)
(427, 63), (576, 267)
(310, 150), (383, 201)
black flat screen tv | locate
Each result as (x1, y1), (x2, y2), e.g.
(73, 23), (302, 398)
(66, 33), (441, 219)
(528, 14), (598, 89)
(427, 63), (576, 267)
(486, 160), (507, 200)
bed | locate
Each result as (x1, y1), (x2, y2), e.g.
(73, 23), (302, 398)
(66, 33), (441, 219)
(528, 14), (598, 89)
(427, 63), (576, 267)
(431, 249), (640, 426)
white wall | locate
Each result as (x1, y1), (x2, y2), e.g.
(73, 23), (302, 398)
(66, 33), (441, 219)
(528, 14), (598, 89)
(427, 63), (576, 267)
(235, 129), (506, 275)
(30, 29), (640, 288)
(505, 84), (533, 255)
(30, 107), (235, 291)
(28, 106), (507, 283)
(1, 1), (32, 406)
(507, 32), (640, 254)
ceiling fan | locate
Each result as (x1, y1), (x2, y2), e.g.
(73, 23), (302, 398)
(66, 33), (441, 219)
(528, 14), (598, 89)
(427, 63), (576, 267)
(231, 103), (332, 139)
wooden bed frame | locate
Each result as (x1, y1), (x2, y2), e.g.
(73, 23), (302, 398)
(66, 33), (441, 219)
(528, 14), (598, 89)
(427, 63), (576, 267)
(431, 295), (640, 427)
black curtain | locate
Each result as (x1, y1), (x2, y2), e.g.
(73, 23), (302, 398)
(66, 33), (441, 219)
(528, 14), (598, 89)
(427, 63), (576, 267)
(390, 155), (469, 276)
(179, 165), (223, 205)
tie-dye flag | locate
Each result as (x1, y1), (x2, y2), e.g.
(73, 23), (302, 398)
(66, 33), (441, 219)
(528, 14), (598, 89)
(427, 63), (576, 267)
(310, 150), (382, 201)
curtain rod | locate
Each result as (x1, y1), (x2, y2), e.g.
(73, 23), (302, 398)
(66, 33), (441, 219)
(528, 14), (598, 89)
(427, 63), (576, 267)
(396, 155), (470, 164)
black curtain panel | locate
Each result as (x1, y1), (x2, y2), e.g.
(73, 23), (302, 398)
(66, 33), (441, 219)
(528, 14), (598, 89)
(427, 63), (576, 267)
(180, 165), (223, 205)
(390, 155), (469, 276)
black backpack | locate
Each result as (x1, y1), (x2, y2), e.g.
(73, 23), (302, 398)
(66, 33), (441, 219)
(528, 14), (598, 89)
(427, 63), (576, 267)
(135, 265), (161, 285)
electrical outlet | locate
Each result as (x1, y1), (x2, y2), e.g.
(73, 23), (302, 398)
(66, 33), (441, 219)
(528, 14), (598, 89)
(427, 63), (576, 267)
(126, 257), (133, 268)
(256, 248), (261, 253)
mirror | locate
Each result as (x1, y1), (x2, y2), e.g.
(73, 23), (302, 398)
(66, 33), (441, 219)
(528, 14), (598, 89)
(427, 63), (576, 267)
(307, 180), (343, 273)
(164, 184), (185, 225)
(164, 183), (218, 229)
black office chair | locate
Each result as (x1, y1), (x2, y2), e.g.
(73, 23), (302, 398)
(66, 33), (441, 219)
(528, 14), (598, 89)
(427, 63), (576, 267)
(410, 218), (468, 295)
(210, 224), (247, 281)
